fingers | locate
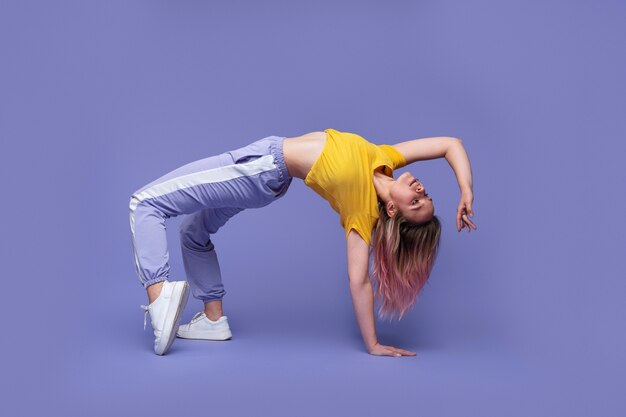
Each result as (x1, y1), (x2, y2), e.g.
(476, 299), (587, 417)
(393, 348), (416, 356)
(463, 213), (477, 229)
(458, 213), (470, 232)
(388, 347), (416, 357)
(381, 347), (398, 357)
(463, 215), (477, 231)
(457, 212), (477, 232)
(457, 206), (468, 231)
(385, 348), (401, 357)
(370, 344), (417, 357)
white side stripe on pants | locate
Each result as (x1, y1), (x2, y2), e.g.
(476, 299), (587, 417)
(129, 154), (277, 282)
(129, 155), (276, 211)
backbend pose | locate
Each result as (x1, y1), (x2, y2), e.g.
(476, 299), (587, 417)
(129, 128), (476, 356)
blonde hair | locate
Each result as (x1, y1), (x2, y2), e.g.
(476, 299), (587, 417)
(370, 202), (442, 321)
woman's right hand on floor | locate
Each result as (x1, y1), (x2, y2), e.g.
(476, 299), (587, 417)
(368, 342), (416, 357)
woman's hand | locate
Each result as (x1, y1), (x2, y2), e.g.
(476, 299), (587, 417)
(368, 342), (416, 357)
(457, 189), (477, 232)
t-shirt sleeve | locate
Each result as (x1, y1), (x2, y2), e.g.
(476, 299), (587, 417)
(343, 213), (376, 246)
(379, 144), (407, 169)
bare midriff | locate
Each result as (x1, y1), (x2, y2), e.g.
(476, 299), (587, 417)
(282, 131), (327, 180)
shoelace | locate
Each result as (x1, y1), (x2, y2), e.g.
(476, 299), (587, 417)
(140, 305), (150, 330)
(191, 311), (204, 323)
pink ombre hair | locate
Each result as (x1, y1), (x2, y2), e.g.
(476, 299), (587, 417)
(370, 202), (442, 321)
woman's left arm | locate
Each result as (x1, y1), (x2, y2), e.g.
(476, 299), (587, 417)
(445, 140), (477, 232)
(392, 136), (458, 165)
(392, 135), (471, 191)
(445, 139), (473, 194)
(393, 136), (476, 232)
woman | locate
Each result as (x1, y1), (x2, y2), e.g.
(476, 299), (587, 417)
(129, 128), (476, 356)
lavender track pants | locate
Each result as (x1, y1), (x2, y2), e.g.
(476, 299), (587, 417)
(129, 135), (293, 303)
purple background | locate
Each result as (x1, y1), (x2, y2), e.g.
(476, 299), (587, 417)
(2, 0), (624, 416)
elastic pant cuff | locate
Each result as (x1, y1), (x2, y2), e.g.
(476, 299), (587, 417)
(142, 277), (167, 289)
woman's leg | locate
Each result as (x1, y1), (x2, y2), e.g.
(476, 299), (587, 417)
(129, 135), (293, 300)
(179, 207), (244, 319)
(129, 135), (292, 352)
(128, 149), (238, 295)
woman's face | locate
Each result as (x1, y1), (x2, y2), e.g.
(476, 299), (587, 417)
(389, 172), (434, 224)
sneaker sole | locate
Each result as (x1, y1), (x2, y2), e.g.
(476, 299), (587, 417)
(155, 281), (189, 355)
(176, 328), (233, 341)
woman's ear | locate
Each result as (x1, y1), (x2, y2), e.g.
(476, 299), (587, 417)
(386, 200), (397, 217)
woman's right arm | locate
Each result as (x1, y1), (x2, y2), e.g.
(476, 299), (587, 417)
(346, 230), (416, 357)
(346, 230), (378, 351)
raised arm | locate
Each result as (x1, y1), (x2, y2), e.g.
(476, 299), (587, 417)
(346, 230), (416, 357)
(392, 136), (476, 232)
(392, 136), (460, 165)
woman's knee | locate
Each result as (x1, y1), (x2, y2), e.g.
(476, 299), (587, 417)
(179, 219), (214, 250)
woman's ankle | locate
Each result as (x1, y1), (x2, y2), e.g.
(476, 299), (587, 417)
(146, 281), (164, 304)
(204, 299), (223, 321)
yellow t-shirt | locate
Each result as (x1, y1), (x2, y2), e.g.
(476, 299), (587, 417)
(304, 128), (407, 245)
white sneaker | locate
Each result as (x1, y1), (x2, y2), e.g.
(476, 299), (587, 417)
(140, 280), (190, 355)
(177, 312), (233, 340)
